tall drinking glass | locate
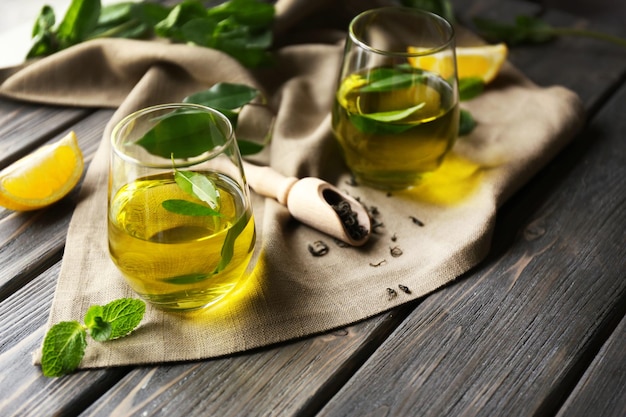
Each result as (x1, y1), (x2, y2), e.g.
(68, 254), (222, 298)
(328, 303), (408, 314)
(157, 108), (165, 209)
(108, 103), (256, 312)
(332, 7), (459, 190)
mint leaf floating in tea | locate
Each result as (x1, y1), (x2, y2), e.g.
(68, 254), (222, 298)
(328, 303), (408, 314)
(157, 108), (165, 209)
(162, 199), (222, 217)
(41, 298), (146, 377)
(174, 169), (220, 210)
(358, 102), (426, 123)
(459, 109), (477, 136)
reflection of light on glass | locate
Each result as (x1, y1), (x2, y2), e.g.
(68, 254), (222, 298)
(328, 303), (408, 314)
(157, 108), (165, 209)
(175, 250), (267, 321)
(400, 152), (484, 205)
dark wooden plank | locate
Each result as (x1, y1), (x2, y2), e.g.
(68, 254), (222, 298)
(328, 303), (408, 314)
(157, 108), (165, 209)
(78, 306), (414, 417)
(315, 44), (626, 417)
(453, 0), (626, 113)
(0, 262), (130, 417)
(0, 108), (113, 301)
(0, 100), (91, 169)
(556, 315), (626, 417)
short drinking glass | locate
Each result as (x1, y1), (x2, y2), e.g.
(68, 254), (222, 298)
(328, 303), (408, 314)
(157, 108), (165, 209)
(108, 103), (256, 312)
(332, 7), (459, 190)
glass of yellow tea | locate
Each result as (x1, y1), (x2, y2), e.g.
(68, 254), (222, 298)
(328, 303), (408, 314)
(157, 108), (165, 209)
(108, 103), (256, 312)
(332, 7), (460, 190)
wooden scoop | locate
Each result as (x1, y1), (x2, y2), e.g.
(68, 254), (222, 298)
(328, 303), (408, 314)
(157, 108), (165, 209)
(243, 161), (371, 246)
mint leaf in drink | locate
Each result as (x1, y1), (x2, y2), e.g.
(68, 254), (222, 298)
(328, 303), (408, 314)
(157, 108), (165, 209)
(41, 321), (87, 377)
(41, 298), (146, 377)
(162, 199), (223, 217)
(135, 110), (227, 159)
(183, 83), (271, 156)
(358, 102), (426, 123)
(174, 170), (220, 210)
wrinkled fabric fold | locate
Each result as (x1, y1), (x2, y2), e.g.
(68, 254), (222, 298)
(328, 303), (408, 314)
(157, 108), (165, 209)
(0, 0), (584, 368)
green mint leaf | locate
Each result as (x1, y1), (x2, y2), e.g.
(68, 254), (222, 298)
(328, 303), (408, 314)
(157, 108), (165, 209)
(207, 0), (275, 28)
(135, 110), (227, 159)
(473, 15), (555, 46)
(41, 321), (87, 377)
(83, 305), (104, 328)
(31, 5), (56, 38)
(162, 199), (223, 217)
(100, 298), (146, 339)
(237, 139), (265, 156)
(359, 71), (425, 93)
(358, 102), (426, 123)
(154, 0), (209, 42)
(163, 273), (211, 285)
(88, 316), (113, 342)
(174, 170), (220, 209)
(214, 211), (252, 273)
(56, 0), (101, 49)
(349, 114), (415, 135)
(400, 0), (455, 24)
(183, 83), (261, 111)
(459, 77), (485, 101)
(459, 109), (477, 136)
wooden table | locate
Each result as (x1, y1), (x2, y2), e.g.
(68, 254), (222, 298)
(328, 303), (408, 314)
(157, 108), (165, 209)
(1, 0), (625, 415)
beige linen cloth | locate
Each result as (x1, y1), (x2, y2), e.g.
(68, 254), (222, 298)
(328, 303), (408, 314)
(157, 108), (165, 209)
(0, 0), (584, 369)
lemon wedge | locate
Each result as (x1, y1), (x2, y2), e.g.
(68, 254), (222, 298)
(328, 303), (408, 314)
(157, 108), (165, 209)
(0, 131), (84, 211)
(409, 43), (508, 84)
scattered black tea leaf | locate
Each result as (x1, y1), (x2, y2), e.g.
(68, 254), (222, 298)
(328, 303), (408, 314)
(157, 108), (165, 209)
(386, 287), (398, 299)
(390, 246), (403, 257)
(398, 284), (411, 294)
(386, 192), (392, 197)
(308, 240), (329, 256)
(368, 206), (380, 216)
(372, 220), (385, 234)
(391, 233), (397, 242)
(370, 260), (387, 267)
(409, 216), (425, 227)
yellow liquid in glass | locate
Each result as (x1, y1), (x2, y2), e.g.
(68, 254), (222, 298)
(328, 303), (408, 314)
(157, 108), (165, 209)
(108, 172), (256, 311)
(332, 68), (459, 190)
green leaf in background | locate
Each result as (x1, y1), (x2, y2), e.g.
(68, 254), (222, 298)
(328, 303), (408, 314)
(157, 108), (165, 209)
(459, 109), (477, 136)
(31, 5), (56, 38)
(400, 0), (455, 23)
(154, 0), (207, 42)
(237, 140), (265, 155)
(174, 170), (220, 210)
(41, 321), (87, 377)
(207, 0), (275, 28)
(184, 83), (261, 111)
(473, 15), (555, 45)
(459, 77), (485, 101)
(162, 199), (223, 217)
(27, 6), (57, 58)
(56, 0), (101, 49)
(135, 110), (227, 159)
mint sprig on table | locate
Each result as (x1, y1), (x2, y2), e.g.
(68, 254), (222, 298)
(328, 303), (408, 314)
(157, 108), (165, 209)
(41, 298), (146, 377)
(28, 0), (275, 68)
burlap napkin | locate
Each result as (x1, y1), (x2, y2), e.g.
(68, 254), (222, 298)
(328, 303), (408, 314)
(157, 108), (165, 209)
(0, 0), (584, 368)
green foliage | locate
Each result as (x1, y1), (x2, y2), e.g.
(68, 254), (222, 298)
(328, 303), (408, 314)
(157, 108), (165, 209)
(41, 298), (145, 377)
(27, 0), (275, 68)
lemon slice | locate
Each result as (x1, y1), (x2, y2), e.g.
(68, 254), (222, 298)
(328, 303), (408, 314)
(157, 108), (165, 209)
(0, 131), (84, 211)
(408, 43), (508, 84)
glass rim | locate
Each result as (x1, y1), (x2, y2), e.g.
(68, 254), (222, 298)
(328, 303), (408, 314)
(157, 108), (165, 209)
(348, 7), (456, 57)
(111, 102), (236, 169)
